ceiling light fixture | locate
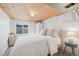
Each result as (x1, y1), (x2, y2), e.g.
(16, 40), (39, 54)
(31, 13), (34, 17)
(30, 10), (35, 17)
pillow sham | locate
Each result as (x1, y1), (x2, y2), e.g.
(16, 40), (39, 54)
(47, 29), (57, 37)
(40, 29), (48, 36)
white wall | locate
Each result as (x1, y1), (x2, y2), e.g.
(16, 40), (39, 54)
(10, 19), (36, 36)
(10, 20), (16, 34)
(36, 22), (44, 34)
(43, 9), (79, 30)
(0, 9), (10, 55)
(43, 9), (79, 55)
(10, 19), (45, 36)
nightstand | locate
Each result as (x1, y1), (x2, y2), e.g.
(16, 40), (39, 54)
(63, 42), (77, 56)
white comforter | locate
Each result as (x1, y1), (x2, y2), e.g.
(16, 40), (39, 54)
(9, 35), (58, 56)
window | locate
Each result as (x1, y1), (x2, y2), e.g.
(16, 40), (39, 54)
(16, 24), (28, 34)
(16, 25), (22, 34)
(23, 25), (28, 33)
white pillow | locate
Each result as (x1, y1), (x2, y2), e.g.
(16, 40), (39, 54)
(47, 29), (57, 37)
(40, 29), (48, 36)
(47, 29), (62, 47)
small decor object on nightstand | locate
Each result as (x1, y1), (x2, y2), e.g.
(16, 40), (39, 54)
(68, 39), (74, 43)
(8, 32), (16, 47)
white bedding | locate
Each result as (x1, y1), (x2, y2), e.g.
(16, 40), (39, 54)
(9, 35), (58, 56)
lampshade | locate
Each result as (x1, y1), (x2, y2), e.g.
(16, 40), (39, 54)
(9, 32), (14, 35)
(66, 32), (76, 37)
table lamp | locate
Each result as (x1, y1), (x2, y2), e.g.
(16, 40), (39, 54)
(66, 32), (76, 43)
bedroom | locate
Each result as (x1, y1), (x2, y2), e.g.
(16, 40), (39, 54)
(0, 3), (79, 56)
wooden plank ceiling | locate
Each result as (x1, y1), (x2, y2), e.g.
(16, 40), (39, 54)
(0, 3), (61, 22)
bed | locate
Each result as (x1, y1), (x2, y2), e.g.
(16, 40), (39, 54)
(9, 35), (59, 56)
